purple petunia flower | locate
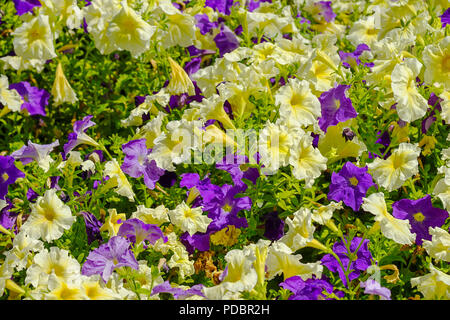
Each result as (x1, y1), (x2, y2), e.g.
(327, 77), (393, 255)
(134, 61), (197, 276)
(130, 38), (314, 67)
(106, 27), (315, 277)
(214, 25), (240, 57)
(339, 44), (371, 69)
(422, 93), (442, 134)
(318, 85), (357, 133)
(11, 140), (59, 170)
(63, 115), (99, 155)
(441, 8), (450, 28)
(392, 195), (449, 245)
(81, 236), (139, 283)
(216, 154), (259, 189)
(315, 1), (336, 22)
(80, 211), (103, 245)
(26, 188), (39, 202)
(121, 139), (165, 190)
(280, 275), (343, 300)
(360, 279), (391, 300)
(328, 162), (376, 212)
(151, 281), (205, 299)
(263, 211), (284, 241)
(180, 231), (211, 253)
(321, 237), (373, 287)
(195, 14), (218, 35)
(9, 81), (50, 117)
(205, 0), (235, 15)
(12, 0), (41, 16)
(0, 156), (25, 200)
(117, 218), (167, 246)
(0, 198), (15, 232)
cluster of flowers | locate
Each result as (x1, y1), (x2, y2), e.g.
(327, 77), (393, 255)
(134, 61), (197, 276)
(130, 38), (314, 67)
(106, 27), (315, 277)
(0, 0), (449, 300)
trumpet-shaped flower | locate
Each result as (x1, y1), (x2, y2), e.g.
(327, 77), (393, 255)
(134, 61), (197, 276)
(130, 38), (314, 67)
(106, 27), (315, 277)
(12, 14), (56, 61)
(51, 62), (78, 107)
(422, 36), (450, 90)
(360, 279), (391, 300)
(0, 75), (23, 113)
(11, 140), (59, 172)
(391, 58), (428, 122)
(63, 115), (99, 154)
(117, 218), (167, 245)
(166, 57), (195, 96)
(100, 208), (126, 237)
(25, 247), (81, 289)
(266, 242), (323, 280)
(103, 159), (135, 201)
(410, 264), (450, 299)
(279, 208), (315, 252)
(9, 81), (49, 116)
(106, 2), (155, 57)
(0, 155), (25, 200)
(275, 78), (321, 128)
(80, 211), (103, 245)
(81, 236), (139, 283)
(392, 195), (448, 245)
(21, 189), (75, 242)
(362, 192), (416, 245)
(169, 201), (212, 236)
(367, 143), (420, 192)
(422, 227), (450, 262)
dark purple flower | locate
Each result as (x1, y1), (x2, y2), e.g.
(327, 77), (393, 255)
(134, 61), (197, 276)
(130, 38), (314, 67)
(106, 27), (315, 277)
(121, 139), (165, 190)
(13, 0), (41, 16)
(214, 25), (240, 57)
(63, 115), (99, 154)
(81, 236), (139, 283)
(205, 0), (235, 15)
(9, 81), (49, 117)
(280, 275), (342, 300)
(328, 162), (376, 212)
(80, 211), (103, 245)
(392, 195), (449, 245)
(184, 57), (202, 76)
(441, 8), (450, 28)
(0, 156), (25, 200)
(117, 218), (167, 245)
(26, 188), (39, 202)
(318, 85), (357, 133)
(216, 154), (259, 188)
(158, 171), (177, 188)
(11, 140), (59, 169)
(321, 237), (373, 287)
(151, 281), (205, 299)
(180, 231), (211, 253)
(0, 198), (15, 232)
(422, 93), (442, 134)
(263, 211), (284, 241)
(195, 14), (218, 35)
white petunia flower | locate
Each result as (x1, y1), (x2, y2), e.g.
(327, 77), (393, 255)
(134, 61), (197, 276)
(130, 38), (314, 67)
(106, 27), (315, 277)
(367, 143), (420, 192)
(103, 158), (135, 201)
(131, 204), (170, 226)
(0, 75), (23, 112)
(51, 62), (78, 106)
(422, 227), (450, 262)
(279, 208), (315, 252)
(258, 121), (293, 173)
(312, 201), (343, 225)
(422, 36), (450, 90)
(167, 246), (195, 279)
(168, 201), (212, 236)
(391, 58), (428, 122)
(21, 189), (75, 242)
(362, 192), (416, 245)
(4, 231), (44, 271)
(439, 91), (450, 124)
(410, 263), (450, 299)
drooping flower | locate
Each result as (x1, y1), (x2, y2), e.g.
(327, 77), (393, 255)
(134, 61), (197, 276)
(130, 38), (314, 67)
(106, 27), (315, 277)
(321, 236), (373, 287)
(51, 62), (78, 106)
(279, 208), (315, 252)
(166, 57), (196, 96)
(99, 208), (126, 238)
(367, 143), (420, 192)
(0, 155), (25, 200)
(79, 211), (102, 245)
(21, 189), (75, 242)
(121, 139), (165, 190)
(392, 195), (448, 245)
(117, 218), (167, 245)
(280, 275), (341, 300)
(63, 115), (100, 154)
(362, 192), (416, 245)
(0, 75), (23, 113)
(328, 161), (376, 212)
(9, 81), (49, 116)
(11, 140), (59, 172)
(318, 84), (357, 133)
(81, 236), (139, 283)
(360, 279), (391, 300)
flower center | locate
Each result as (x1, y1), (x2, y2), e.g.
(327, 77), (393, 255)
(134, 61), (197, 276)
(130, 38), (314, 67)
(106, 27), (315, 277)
(112, 258), (119, 265)
(1, 172), (9, 182)
(290, 92), (304, 108)
(391, 154), (405, 169)
(183, 208), (194, 219)
(349, 176), (359, 186)
(413, 212), (425, 222)
(43, 207), (57, 222)
(366, 28), (377, 36)
(222, 203), (232, 213)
